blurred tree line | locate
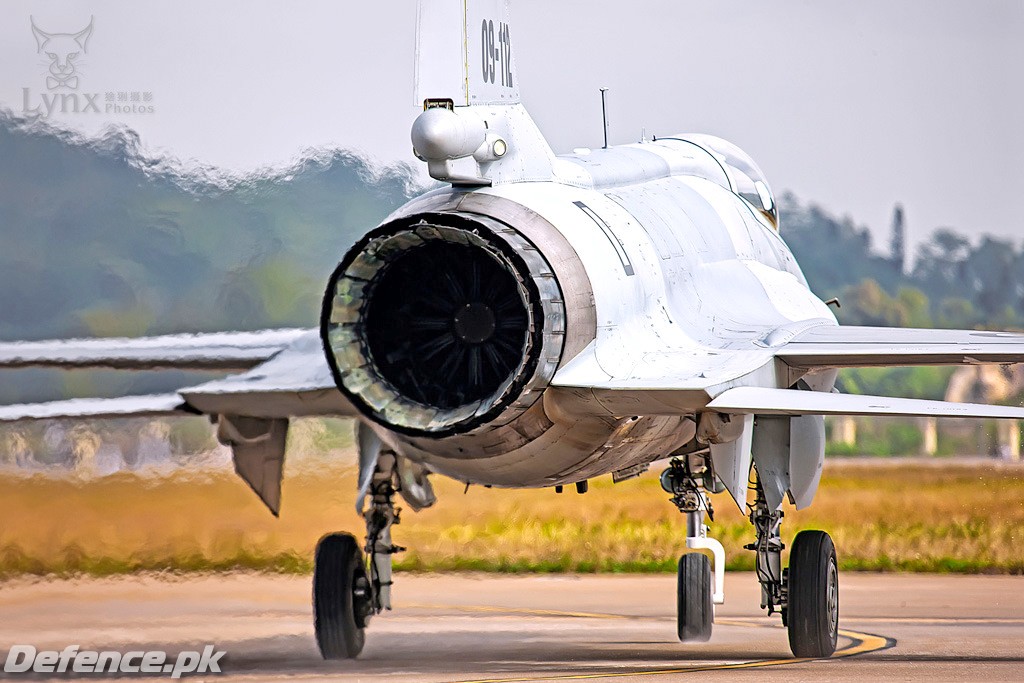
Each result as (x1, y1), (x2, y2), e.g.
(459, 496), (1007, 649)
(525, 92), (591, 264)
(0, 112), (417, 404)
(782, 192), (1024, 330)
(0, 111), (417, 342)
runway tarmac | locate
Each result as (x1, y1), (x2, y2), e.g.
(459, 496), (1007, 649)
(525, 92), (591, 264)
(1, 572), (1022, 681)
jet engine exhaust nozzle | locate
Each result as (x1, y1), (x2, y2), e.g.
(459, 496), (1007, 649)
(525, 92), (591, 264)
(321, 213), (565, 436)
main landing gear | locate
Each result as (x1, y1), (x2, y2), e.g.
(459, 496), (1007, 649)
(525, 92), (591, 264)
(747, 472), (838, 658)
(313, 452), (408, 659)
(786, 530), (839, 657)
(662, 459), (839, 658)
(313, 533), (371, 658)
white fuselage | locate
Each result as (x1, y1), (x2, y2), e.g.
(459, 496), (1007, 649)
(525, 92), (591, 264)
(372, 134), (837, 488)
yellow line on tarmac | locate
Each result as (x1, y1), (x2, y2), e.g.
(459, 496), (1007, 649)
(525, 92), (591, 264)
(841, 616), (1024, 625)
(834, 627), (891, 658)
(715, 617), (890, 657)
(401, 604), (893, 683)
(403, 603), (633, 620)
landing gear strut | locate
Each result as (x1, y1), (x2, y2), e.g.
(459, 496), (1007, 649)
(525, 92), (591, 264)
(662, 455), (725, 643)
(313, 452), (406, 659)
(746, 472), (786, 617)
(747, 469), (839, 658)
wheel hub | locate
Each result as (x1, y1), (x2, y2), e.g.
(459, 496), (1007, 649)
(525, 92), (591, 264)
(353, 574), (373, 629)
(826, 559), (839, 638)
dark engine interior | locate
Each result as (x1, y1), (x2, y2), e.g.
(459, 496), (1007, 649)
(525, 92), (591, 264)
(364, 240), (530, 410)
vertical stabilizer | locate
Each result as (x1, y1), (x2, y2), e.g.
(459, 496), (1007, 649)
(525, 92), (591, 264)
(411, 0), (555, 185)
(416, 0), (520, 107)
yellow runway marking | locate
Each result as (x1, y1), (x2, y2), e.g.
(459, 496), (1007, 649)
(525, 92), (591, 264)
(404, 603), (634, 620)
(399, 603), (893, 683)
(840, 616), (1024, 625)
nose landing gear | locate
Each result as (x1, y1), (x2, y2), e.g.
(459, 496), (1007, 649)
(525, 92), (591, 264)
(313, 533), (372, 659)
(662, 455), (725, 643)
(677, 552), (713, 642)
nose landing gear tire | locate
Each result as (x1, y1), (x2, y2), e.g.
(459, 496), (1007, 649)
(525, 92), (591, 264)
(314, 533), (371, 659)
(786, 530), (839, 658)
(677, 552), (713, 642)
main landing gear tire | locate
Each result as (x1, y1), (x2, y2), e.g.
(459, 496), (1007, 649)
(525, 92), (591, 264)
(786, 530), (839, 658)
(677, 552), (713, 642)
(314, 533), (371, 659)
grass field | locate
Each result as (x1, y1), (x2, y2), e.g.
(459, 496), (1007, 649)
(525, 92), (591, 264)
(1, 450), (1022, 577)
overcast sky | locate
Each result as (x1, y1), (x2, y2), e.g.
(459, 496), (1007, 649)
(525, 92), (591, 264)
(1, 0), (1021, 254)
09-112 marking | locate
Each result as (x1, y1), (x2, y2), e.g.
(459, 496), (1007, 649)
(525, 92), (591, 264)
(481, 19), (513, 88)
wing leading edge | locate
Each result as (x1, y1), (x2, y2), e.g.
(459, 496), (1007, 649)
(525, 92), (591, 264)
(708, 386), (1024, 419)
(0, 329), (308, 371)
(777, 325), (1024, 369)
(0, 393), (190, 422)
(551, 324), (1024, 419)
(0, 329), (354, 421)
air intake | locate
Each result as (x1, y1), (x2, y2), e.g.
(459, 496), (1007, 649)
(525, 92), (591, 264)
(322, 213), (564, 435)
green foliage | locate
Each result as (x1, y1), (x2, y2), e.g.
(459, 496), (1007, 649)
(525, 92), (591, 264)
(824, 440), (862, 457)
(896, 287), (933, 328)
(937, 297), (978, 328)
(836, 279), (933, 328)
(837, 366), (954, 401)
(883, 421), (924, 454)
(824, 416), (930, 456)
(781, 194), (1024, 329)
(0, 112), (417, 342)
(168, 418), (219, 454)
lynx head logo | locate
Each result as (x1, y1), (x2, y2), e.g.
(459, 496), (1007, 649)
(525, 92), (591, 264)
(31, 16), (94, 90)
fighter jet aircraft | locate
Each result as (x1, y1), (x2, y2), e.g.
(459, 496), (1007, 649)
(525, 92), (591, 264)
(4, 0), (1024, 661)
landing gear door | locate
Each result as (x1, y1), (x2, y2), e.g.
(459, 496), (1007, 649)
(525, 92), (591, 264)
(707, 414), (754, 510)
(218, 415), (289, 516)
(789, 415), (825, 510)
(751, 415), (825, 512)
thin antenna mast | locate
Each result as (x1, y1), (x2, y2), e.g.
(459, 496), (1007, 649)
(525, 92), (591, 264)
(600, 87), (609, 149)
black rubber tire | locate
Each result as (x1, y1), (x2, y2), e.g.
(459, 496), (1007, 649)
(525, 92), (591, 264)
(787, 530), (839, 658)
(677, 552), (713, 642)
(313, 533), (367, 659)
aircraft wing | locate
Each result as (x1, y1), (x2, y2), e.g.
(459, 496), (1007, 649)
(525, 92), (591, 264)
(179, 330), (354, 418)
(0, 328), (355, 421)
(776, 325), (1024, 368)
(551, 323), (1024, 419)
(0, 328), (308, 371)
(0, 328), (354, 515)
(707, 386), (1024, 419)
(0, 393), (191, 423)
